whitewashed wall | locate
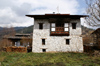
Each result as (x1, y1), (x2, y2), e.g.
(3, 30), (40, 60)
(32, 19), (83, 53)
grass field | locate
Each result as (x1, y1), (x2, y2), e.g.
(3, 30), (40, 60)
(0, 52), (100, 66)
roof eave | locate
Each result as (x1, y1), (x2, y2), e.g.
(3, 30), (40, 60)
(26, 15), (89, 19)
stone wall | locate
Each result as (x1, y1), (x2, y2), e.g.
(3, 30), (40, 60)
(32, 19), (83, 52)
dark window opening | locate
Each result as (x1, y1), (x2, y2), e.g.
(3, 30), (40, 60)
(42, 39), (45, 45)
(72, 23), (76, 29)
(66, 39), (70, 45)
(39, 23), (43, 29)
(42, 49), (46, 52)
(56, 23), (64, 27)
(56, 23), (64, 31)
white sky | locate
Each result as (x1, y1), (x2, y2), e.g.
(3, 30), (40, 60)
(0, 0), (87, 27)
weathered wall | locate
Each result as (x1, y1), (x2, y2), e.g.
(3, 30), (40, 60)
(32, 19), (83, 52)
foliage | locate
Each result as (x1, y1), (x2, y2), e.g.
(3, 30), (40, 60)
(0, 27), (16, 39)
(85, 0), (100, 26)
(0, 52), (100, 66)
(0, 27), (16, 51)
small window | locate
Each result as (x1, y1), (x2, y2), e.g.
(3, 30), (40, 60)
(51, 23), (55, 31)
(39, 23), (43, 29)
(64, 23), (69, 32)
(66, 39), (69, 45)
(42, 49), (46, 52)
(51, 23), (55, 27)
(64, 28), (68, 31)
(42, 39), (45, 45)
(51, 28), (55, 31)
(72, 23), (76, 29)
(64, 23), (68, 27)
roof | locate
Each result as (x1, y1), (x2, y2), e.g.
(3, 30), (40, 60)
(26, 14), (88, 19)
(91, 28), (100, 34)
(15, 34), (31, 36)
(7, 36), (31, 40)
(3, 33), (32, 40)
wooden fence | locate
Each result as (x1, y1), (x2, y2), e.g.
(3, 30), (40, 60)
(84, 45), (100, 52)
(84, 45), (93, 52)
(4, 46), (27, 53)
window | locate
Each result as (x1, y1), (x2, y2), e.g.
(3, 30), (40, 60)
(51, 28), (55, 31)
(15, 41), (20, 46)
(72, 23), (76, 29)
(42, 49), (46, 52)
(64, 23), (69, 31)
(42, 39), (45, 45)
(51, 23), (55, 31)
(66, 39), (70, 45)
(39, 23), (43, 29)
(56, 23), (64, 27)
(56, 23), (64, 31)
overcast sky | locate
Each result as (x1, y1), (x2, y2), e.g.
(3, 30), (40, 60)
(0, 0), (87, 27)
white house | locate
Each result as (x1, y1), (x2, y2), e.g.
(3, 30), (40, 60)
(26, 13), (87, 53)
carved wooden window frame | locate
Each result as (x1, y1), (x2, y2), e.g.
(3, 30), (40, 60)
(51, 23), (56, 31)
(64, 23), (69, 32)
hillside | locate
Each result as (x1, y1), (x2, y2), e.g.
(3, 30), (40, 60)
(15, 25), (94, 35)
(16, 25), (33, 34)
(14, 27), (25, 31)
(0, 25), (94, 38)
(0, 27), (25, 31)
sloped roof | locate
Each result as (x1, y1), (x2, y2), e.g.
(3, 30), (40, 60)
(91, 28), (100, 34)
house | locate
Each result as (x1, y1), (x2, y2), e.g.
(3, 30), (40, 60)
(3, 34), (32, 52)
(6, 34), (32, 47)
(91, 28), (100, 50)
(26, 13), (88, 53)
(83, 28), (100, 52)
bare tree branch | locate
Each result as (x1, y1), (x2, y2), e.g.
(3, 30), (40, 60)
(85, 0), (100, 26)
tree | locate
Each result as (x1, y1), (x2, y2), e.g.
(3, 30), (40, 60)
(0, 26), (16, 51)
(0, 27), (16, 39)
(85, 0), (100, 26)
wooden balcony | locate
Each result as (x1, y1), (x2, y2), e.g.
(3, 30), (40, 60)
(56, 27), (64, 31)
(50, 27), (69, 36)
